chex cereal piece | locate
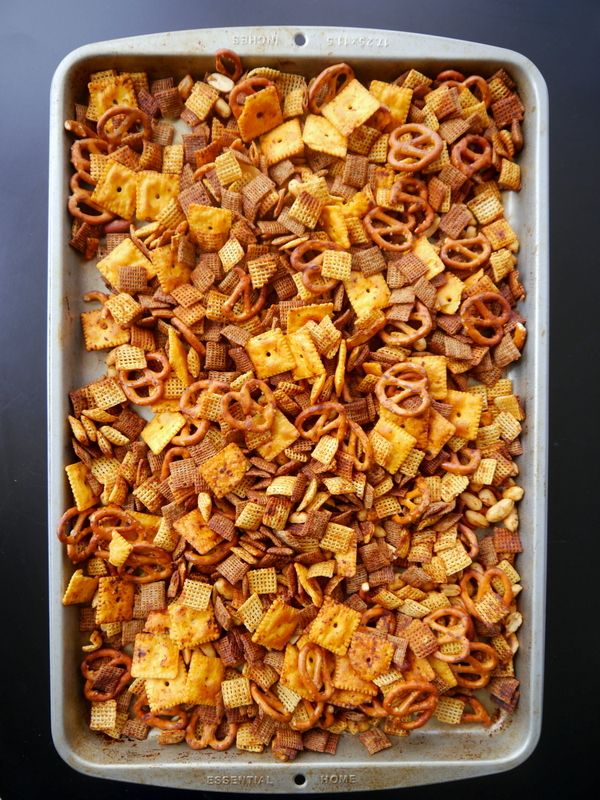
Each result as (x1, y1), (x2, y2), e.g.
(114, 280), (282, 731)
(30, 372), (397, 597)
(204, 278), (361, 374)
(359, 727), (392, 755)
(247, 568), (278, 595)
(221, 677), (252, 709)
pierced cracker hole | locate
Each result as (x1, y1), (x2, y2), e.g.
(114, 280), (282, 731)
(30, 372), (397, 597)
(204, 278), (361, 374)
(294, 774), (307, 786)
(294, 33), (306, 47)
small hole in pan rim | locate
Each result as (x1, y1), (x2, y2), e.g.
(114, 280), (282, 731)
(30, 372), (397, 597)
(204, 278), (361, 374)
(294, 33), (307, 47)
(294, 773), (307, 786)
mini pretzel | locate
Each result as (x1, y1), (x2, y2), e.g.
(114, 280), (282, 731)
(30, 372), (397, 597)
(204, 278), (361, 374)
(119, 352), (171, 406)
(364, 207), (413, 252)
(454, 692), (493, 725)
(340, 419), (374, 472)
(359, 698), (388, 718)
(388, 123), (443, 172)
(308, 62), (354, 113)
(133, 692), (189, 730)
(392, 479), (431, 525)
(297, 642), (334, 702)
(295, 402), (348, 442)
(451, 134), (492, 177)
(440, 233), (492, 271)
(81, 648), (132, 701)
(441, 447), (482, 475)
(250, 682), (292, 722)
(222, 267), (268, 322)
(171, 317), (206, 356)
(451, 642), (499, 689)
(390, 177), (435, 235)
(382, 681), (438, 729)
(184, 536), (238, 572)
(215, 49), (243, 82)
(381, 301), (433, 347)
(160, 446), (191, 481)
(458, 523), (480, 561)
(460, 291), (511, 346)
(289, 699), (325, 731)
(375, 362), (430, 417)
(229, 77), (274, 119)
(89, 506), (144, 543)
(221, 378), (276, 433)
(424, 606), (471, 663)
(460, 567), (514, 619)
(171, 420), (210, 447)
(462, 75), (492, 108)
(179, 378), (232, 419)
(71, 137), (110, 174)
(96, 105), (152, 150)
(119, 543), (173, 583)
(290, 240), (344, 295)
(359, 605), (396, 634)
(68, 170), (114, 225)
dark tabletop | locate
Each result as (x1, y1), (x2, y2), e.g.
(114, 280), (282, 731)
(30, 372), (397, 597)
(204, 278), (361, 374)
(1, 0), (598, 798)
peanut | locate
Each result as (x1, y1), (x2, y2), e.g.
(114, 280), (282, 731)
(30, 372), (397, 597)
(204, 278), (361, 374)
(486, 498), (514, 523)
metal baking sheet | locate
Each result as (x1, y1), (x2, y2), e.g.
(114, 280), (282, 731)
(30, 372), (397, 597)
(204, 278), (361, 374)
(47, 25), (549, 793)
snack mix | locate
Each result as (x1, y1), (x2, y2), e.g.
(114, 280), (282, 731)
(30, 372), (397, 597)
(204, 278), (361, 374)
(59, 51), (527, 759)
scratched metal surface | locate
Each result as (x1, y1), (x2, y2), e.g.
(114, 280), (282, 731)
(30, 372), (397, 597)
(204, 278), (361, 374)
(47, 25), (548, 794)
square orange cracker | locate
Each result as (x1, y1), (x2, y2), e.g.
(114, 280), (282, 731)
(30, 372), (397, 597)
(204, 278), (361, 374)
(257, 410), (299, 461)
(287, 327), (324, 380)
(237, 85), (283, 142)
(141, 411), (186, 455)
(425, 408), (457, 459)
(252, 597), (299, 650)
(173, 509), (222, 555)
(168, 603), (219, 648)
(246, 328), (296, 379)
(131, 633), (179, 679)
(95, 577), (134, 624)
(446, 389), (484, 441)
(136, 170), (180, 221)
(186, 652), (224, 706)
(369, 80), (412, 126)
(91, 161), (137, 221)
(321, 79), (380, 136)
(96, 238), (154, 288)
(344, 271), (390, 317)
(145, 656), (188, 713)
(62, 569), (98, 605)
(260, 119), (304, 165)
(321, 205), (350, 248)
(348, 630), (394, 681)
(198, 443), (249, 498)
(333, 655), (378, 696)
(302, 114), (347, 158)
(81, 309), (130, 351)
(187, 204), (232, 251)
(87, 74), (137, 121)
(308, 597), (361, 656)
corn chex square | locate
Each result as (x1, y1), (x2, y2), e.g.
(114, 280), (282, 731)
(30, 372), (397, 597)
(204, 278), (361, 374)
(238, 593), (266, 632)
(321, 249), (352, 281)
(247, 568), (278, 595)
(221, 677), (252, 708)
(321, 522), (354, 554)
(179, 579), (212, 610)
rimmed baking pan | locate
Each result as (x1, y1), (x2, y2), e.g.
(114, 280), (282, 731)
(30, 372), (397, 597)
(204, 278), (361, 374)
(47, 25), (548, 793)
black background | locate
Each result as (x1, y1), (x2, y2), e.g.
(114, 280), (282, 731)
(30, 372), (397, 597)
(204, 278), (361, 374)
(0, 1), (597, 798)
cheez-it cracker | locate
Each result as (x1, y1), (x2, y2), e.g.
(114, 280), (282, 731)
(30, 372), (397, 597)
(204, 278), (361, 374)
(60, 51), (528, 759)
